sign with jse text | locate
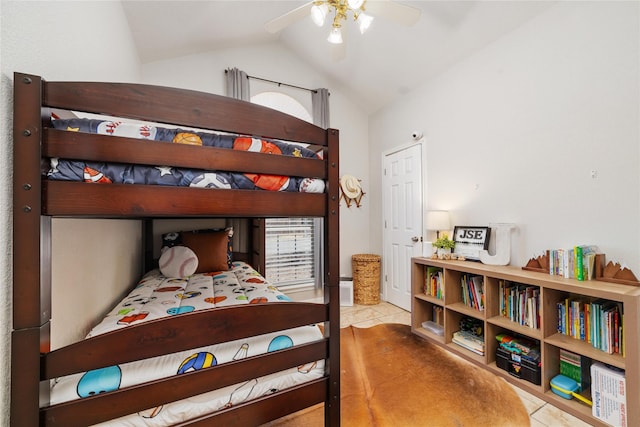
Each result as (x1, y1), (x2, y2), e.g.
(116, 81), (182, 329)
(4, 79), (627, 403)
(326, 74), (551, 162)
(453, 226), (490, 261)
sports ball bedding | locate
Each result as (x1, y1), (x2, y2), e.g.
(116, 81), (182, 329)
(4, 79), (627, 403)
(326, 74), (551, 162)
(48, 261), (324, 425)
(47, 118), (326, 193)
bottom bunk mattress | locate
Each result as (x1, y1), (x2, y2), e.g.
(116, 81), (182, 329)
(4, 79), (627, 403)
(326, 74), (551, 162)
(48, 261), (325, 426)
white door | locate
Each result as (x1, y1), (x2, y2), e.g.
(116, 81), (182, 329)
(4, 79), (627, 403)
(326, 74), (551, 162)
(382, 143), (423, 311)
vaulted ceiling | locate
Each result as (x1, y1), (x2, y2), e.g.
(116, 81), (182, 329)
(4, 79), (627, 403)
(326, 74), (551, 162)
(121, 1), (554, 113)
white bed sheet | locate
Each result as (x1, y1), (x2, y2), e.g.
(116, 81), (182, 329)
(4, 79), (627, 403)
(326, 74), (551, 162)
(48, 262), (324, 425)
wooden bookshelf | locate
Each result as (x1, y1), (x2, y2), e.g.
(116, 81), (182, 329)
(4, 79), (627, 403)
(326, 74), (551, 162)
(411, 257), (640, 427)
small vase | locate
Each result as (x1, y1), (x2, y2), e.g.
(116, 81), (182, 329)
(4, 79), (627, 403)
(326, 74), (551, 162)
(437, 247), (451, 256)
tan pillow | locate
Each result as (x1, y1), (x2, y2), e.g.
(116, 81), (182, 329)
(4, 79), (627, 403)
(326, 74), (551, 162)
(181, 230), (229, 273)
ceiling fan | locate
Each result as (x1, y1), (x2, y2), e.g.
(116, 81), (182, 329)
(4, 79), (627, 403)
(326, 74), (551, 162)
(265, 0), (421, 55)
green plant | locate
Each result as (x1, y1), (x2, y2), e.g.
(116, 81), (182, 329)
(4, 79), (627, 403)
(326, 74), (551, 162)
(432, 234), (455, 250)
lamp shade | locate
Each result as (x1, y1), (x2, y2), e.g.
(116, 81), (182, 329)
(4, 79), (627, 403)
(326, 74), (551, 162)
(356, 12), (373, 34)
(327, 27), (343, 44)
(426, 210), (451, 232)
(311, 3), (328, 26)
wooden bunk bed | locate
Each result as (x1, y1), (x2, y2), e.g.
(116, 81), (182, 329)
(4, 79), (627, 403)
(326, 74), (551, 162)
(11, 72), (340, 426)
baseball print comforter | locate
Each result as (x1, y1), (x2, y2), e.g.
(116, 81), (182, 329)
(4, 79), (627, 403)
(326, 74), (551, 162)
(48, 261), (324, 426)
(47, 118), (326, 193)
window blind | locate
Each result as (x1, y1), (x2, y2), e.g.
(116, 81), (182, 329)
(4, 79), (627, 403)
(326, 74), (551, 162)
(265, 218), (321, 289)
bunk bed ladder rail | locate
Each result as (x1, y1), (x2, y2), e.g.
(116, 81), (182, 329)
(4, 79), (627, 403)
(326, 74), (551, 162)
(325, 127), (341, 426)
(12, 72), (51, 426)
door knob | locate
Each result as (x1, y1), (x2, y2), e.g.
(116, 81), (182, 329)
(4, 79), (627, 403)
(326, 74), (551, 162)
(411, 236), (422, 242)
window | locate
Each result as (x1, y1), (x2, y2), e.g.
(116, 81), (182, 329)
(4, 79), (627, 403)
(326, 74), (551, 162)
(252, 92), (312, 122)
(250, 91), (322, 291)
(265, 217), (322, 289)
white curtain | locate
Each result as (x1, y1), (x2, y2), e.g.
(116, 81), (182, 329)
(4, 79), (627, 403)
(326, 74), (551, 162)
(225, 67), (250, 101)
(311, 88), (330, 128)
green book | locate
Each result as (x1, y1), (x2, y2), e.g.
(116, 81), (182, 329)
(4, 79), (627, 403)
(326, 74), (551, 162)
(574, 245), (598, 281)
(575, 246), (584, 281)
(560, 348), (591, 392)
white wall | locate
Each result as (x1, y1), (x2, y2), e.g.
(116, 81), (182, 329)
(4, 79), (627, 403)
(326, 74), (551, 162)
(370, 2), (640, 273)
(0, 1), (141, 422)
(51, 219), (142, 349)
(140, 44), (372, 278)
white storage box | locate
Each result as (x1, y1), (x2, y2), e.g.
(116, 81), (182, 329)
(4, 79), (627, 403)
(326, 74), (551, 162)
(339, 279), (353, 307)
(421, 320), (444, 336)
(591, 362), (627, 427)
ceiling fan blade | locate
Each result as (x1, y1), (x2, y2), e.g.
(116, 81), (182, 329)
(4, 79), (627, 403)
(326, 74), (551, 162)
(365, 0), (421, 27)
(265, 2), (314, 34)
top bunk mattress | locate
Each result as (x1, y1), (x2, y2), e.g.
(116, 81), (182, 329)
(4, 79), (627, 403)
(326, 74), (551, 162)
(46, 118), (326, 193)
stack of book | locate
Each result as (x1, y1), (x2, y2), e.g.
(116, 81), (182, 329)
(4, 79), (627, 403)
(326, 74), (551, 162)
(548, 245), (599, 280)
(452, 330), (484, 356)
(424, 266), (444, 300)
(460, 273), (484, 311)
(556, 297), (623, 355)
(452, 317), (484, 355)
(498, 280), (540, 329)
(560, 348), (591, 392)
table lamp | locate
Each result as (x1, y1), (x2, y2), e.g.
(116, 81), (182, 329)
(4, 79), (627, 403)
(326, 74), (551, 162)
(426, 210), (451, 239)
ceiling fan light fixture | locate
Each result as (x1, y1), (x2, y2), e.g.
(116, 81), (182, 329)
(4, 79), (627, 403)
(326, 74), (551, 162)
(348, 0), (365, 10)
(356, 12), (373, 34)
(311, 3), (328, 27)
(327, 27), (343, 44)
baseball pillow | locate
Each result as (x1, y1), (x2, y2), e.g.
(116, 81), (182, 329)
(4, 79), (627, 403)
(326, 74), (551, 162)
(159, 246), (199, 278)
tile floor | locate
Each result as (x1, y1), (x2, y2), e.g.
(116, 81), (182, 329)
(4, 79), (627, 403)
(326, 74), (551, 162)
(339, 301), (594, 427)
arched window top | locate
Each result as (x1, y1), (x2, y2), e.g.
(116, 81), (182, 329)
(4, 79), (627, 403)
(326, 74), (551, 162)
(251, 91), (312, 123)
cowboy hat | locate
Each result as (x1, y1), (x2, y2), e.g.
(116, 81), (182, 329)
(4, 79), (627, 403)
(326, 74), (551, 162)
(340, 175), (362, 199)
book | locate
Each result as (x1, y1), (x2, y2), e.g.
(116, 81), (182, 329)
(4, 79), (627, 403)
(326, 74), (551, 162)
(452, 330), (484, 355)
(555, 297), (616, 344)
(425, 267), (444, 299)
(574, 245), (598, 281)
(567, 248), (575, 278)
(548, 246), (599, 279)
(498, 281), (539, 329)
(460, 274), (484, 311)
(558, 247), (576, 278)
(591, 363), (627, 426)
(575, 246), (584, 280)
(559, 348), (591, 392)
(556, 249), (564, 276)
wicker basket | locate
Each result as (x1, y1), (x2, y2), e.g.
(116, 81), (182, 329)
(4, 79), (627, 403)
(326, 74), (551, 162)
(352, 254), (381, 305)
